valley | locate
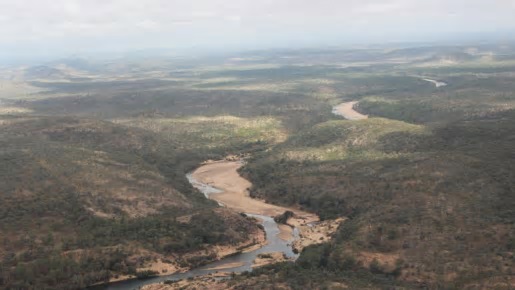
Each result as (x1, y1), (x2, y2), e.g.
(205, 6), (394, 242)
(0, 43), (514, 290)
(101, 157), (340, 290)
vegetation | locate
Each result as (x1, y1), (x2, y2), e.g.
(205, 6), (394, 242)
(237, 49), (515, 288)
(1, 43), (514, 289)
(0, 116), (263, 289)
(274, 211), (295, 225)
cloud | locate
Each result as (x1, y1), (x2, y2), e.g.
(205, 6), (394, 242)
(192, 11), (217, 18)
(0, 0), (514, 56)
(353, 1), (406, 14)
(137, 20), (160, 30)
(172, 21), (194, 26)
(63, 1), (81, 15)
(225, 15), (242, 22)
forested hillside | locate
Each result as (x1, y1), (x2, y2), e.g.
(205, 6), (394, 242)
(1, 44), (514, 289)
(0, 115), (270, 289)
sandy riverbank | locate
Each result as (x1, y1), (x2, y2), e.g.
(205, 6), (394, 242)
(332, 101), (368, 120)
(136, 160), (344, 289)
(252, 252), (291, 268)
(103, 207), (267, 284)
(142, 275), (230, 290)
(191, 160), (319, 241)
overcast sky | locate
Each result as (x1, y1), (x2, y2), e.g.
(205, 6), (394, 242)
(1, 0), (515, 60)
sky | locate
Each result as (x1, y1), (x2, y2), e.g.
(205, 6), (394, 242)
(1, 0), (515, 60)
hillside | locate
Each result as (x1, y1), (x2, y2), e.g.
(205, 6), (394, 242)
(234, 55), (515, 288)
(1, 44), (514, 289)
(0, 116), (265, 289)
(240, 111), (514, 287)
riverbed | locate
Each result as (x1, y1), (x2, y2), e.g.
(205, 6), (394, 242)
(332, 101), (368, 120)
(98, 213), (298, 290)
(422, 78), (447, 88)
(93, 162), (308, 290)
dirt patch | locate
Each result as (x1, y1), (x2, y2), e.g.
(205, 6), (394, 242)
(107, 259), (185, 283)
(357, 251), (400, 272)
(292, 218), (345, 253)
(462, 275), (515, 289)
(138, 260), (182, 275)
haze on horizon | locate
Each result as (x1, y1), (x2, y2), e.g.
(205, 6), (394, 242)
(2, 0), (515, 61)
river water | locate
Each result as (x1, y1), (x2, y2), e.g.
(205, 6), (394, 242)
(422, 78), (447, 88)
(92, 174), (299, 290)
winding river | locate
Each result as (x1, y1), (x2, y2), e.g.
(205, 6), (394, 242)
(332, 101), (368, 120)
(93, 162), (309, 290)
(332, 78), (447, 120)
(422, 78), (447, 88)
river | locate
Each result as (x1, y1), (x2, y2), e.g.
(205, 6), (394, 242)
(92, 167), (301, 290)
(422, 78), (447, 88)
(332, 78), (447, 120)
(332, 101), (368, 120)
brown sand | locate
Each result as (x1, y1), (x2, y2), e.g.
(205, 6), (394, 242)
(333, 101), (368, 120)
(277, 224), (294, 241)
(136, 260), (182, 275)
(142, 274), (231, 290)
(107, 261), (181, 283)
(205, 262), (246, 271)
(106, 257), (186, 283)
(252, 252), (291, 268)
